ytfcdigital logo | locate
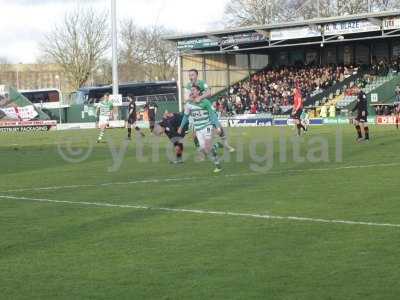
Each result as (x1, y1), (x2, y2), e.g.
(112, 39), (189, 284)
(56, 127), (343, 173)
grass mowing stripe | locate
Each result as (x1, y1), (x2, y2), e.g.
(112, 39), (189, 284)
(1, 195), (400, 229)
(3, 161), (400, 194)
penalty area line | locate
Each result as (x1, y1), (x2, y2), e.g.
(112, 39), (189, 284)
(0, 195), (400, 229)
(2, 161), (400, 194)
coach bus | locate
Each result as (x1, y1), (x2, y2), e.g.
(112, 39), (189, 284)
(20, 89), (64, 109)
(74, 81), (178, 105)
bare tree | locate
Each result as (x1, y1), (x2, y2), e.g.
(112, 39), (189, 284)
(224, 0), (284, 27)
(336, 0), (368, 15)
(223, 0), (338, 27)
(372, 0), (400, 11)
(288, 0), (336, 20)
(305, 0), (398, 17)
(146, 26), (178, 81)
(93, 58), (112, 85)
(119, 20), (177, 82)
(119, 20), (151, 81)
(41, 7), (110, 90)
(223, 0), (400, 26)
(0, 57), (9, 88)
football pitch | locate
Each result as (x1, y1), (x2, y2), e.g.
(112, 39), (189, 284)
(1, 125), (400, 300)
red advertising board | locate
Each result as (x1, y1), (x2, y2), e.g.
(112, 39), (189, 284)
(0, 120), (57, 132)
(376, 116), (398, 125)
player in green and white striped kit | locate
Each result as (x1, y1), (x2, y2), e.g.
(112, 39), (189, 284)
(185, 69), (235, 153)
(300, 110), (309, 133)
(96, 93), (114, 143)
(178, 85), (222, 173)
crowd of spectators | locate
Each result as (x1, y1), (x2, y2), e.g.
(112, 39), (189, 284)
(344, 57), (400, 97)
(216, 65), (356, 116)
(374, 104), (400, 116)
(215, 57), (400, 116)
(370, 57), (400, 76)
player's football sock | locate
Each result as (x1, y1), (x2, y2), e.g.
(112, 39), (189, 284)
(300, 124), (306, 131)
(176, 144), (183, 161)
(219, 128), (226, 138)
(222, 138), (235, 152)
(210, 148), (221, 168)
(98, 130), (105, 141)
(212, 143), (220, 153)
(364, 127), (370, 140)
(219, 129), (234, 151)
(296, 124), (302, 136)
(194, 136), (200, 148)
(212, 158), (222, 172)
(355, 125), (362, 139)
(127, 128), (132, 138)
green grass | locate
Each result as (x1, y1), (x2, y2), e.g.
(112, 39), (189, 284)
(1, 125), (400, 300)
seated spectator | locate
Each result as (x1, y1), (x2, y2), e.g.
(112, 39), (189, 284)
(218, 64), (357, 115)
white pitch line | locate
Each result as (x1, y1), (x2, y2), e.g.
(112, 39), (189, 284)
(0, 195), (399, 228)
(3, 162), (400, 194)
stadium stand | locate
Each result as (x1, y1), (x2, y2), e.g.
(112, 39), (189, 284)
(216, 65), (356, 115)
(216, 58), (400, 116)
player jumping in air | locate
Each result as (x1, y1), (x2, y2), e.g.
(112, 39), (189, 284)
(127, 97), (145, 139)
(292, 87), (306, 136)
(154, 112), (188, 164)
(144, 100), (158, 133)
(178, 85), (222, 173)
(352, 89), (370, 142)
(185, 69), (235, 153)
(96, 93), (114, 143)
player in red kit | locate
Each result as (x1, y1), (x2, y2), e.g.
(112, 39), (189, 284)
(291, 87), (306, 136)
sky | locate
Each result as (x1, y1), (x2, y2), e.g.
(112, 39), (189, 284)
(0, 0), (228, 63)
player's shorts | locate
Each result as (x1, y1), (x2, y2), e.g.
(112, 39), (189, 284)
(196, 125), (213, 149)
(356, 112), (368, 123)
(127, 116), (137, 125)
(148, 113), (156, 122)
(167, 134), (185, 147)
(99, 116), (110, 127)
(149, 120), (156, 132)
(293, 109), (303, 120)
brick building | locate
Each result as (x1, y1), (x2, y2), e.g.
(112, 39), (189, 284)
(0, 64), (74, 93)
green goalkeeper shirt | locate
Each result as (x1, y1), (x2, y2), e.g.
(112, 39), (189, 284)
(185, 80), (209, 95)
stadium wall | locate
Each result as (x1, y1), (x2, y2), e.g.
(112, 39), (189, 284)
(46, 101), (179, 124)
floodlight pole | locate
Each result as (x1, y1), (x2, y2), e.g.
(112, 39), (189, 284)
(111, 0), (119, 99)
(177, 53), (183, 112)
